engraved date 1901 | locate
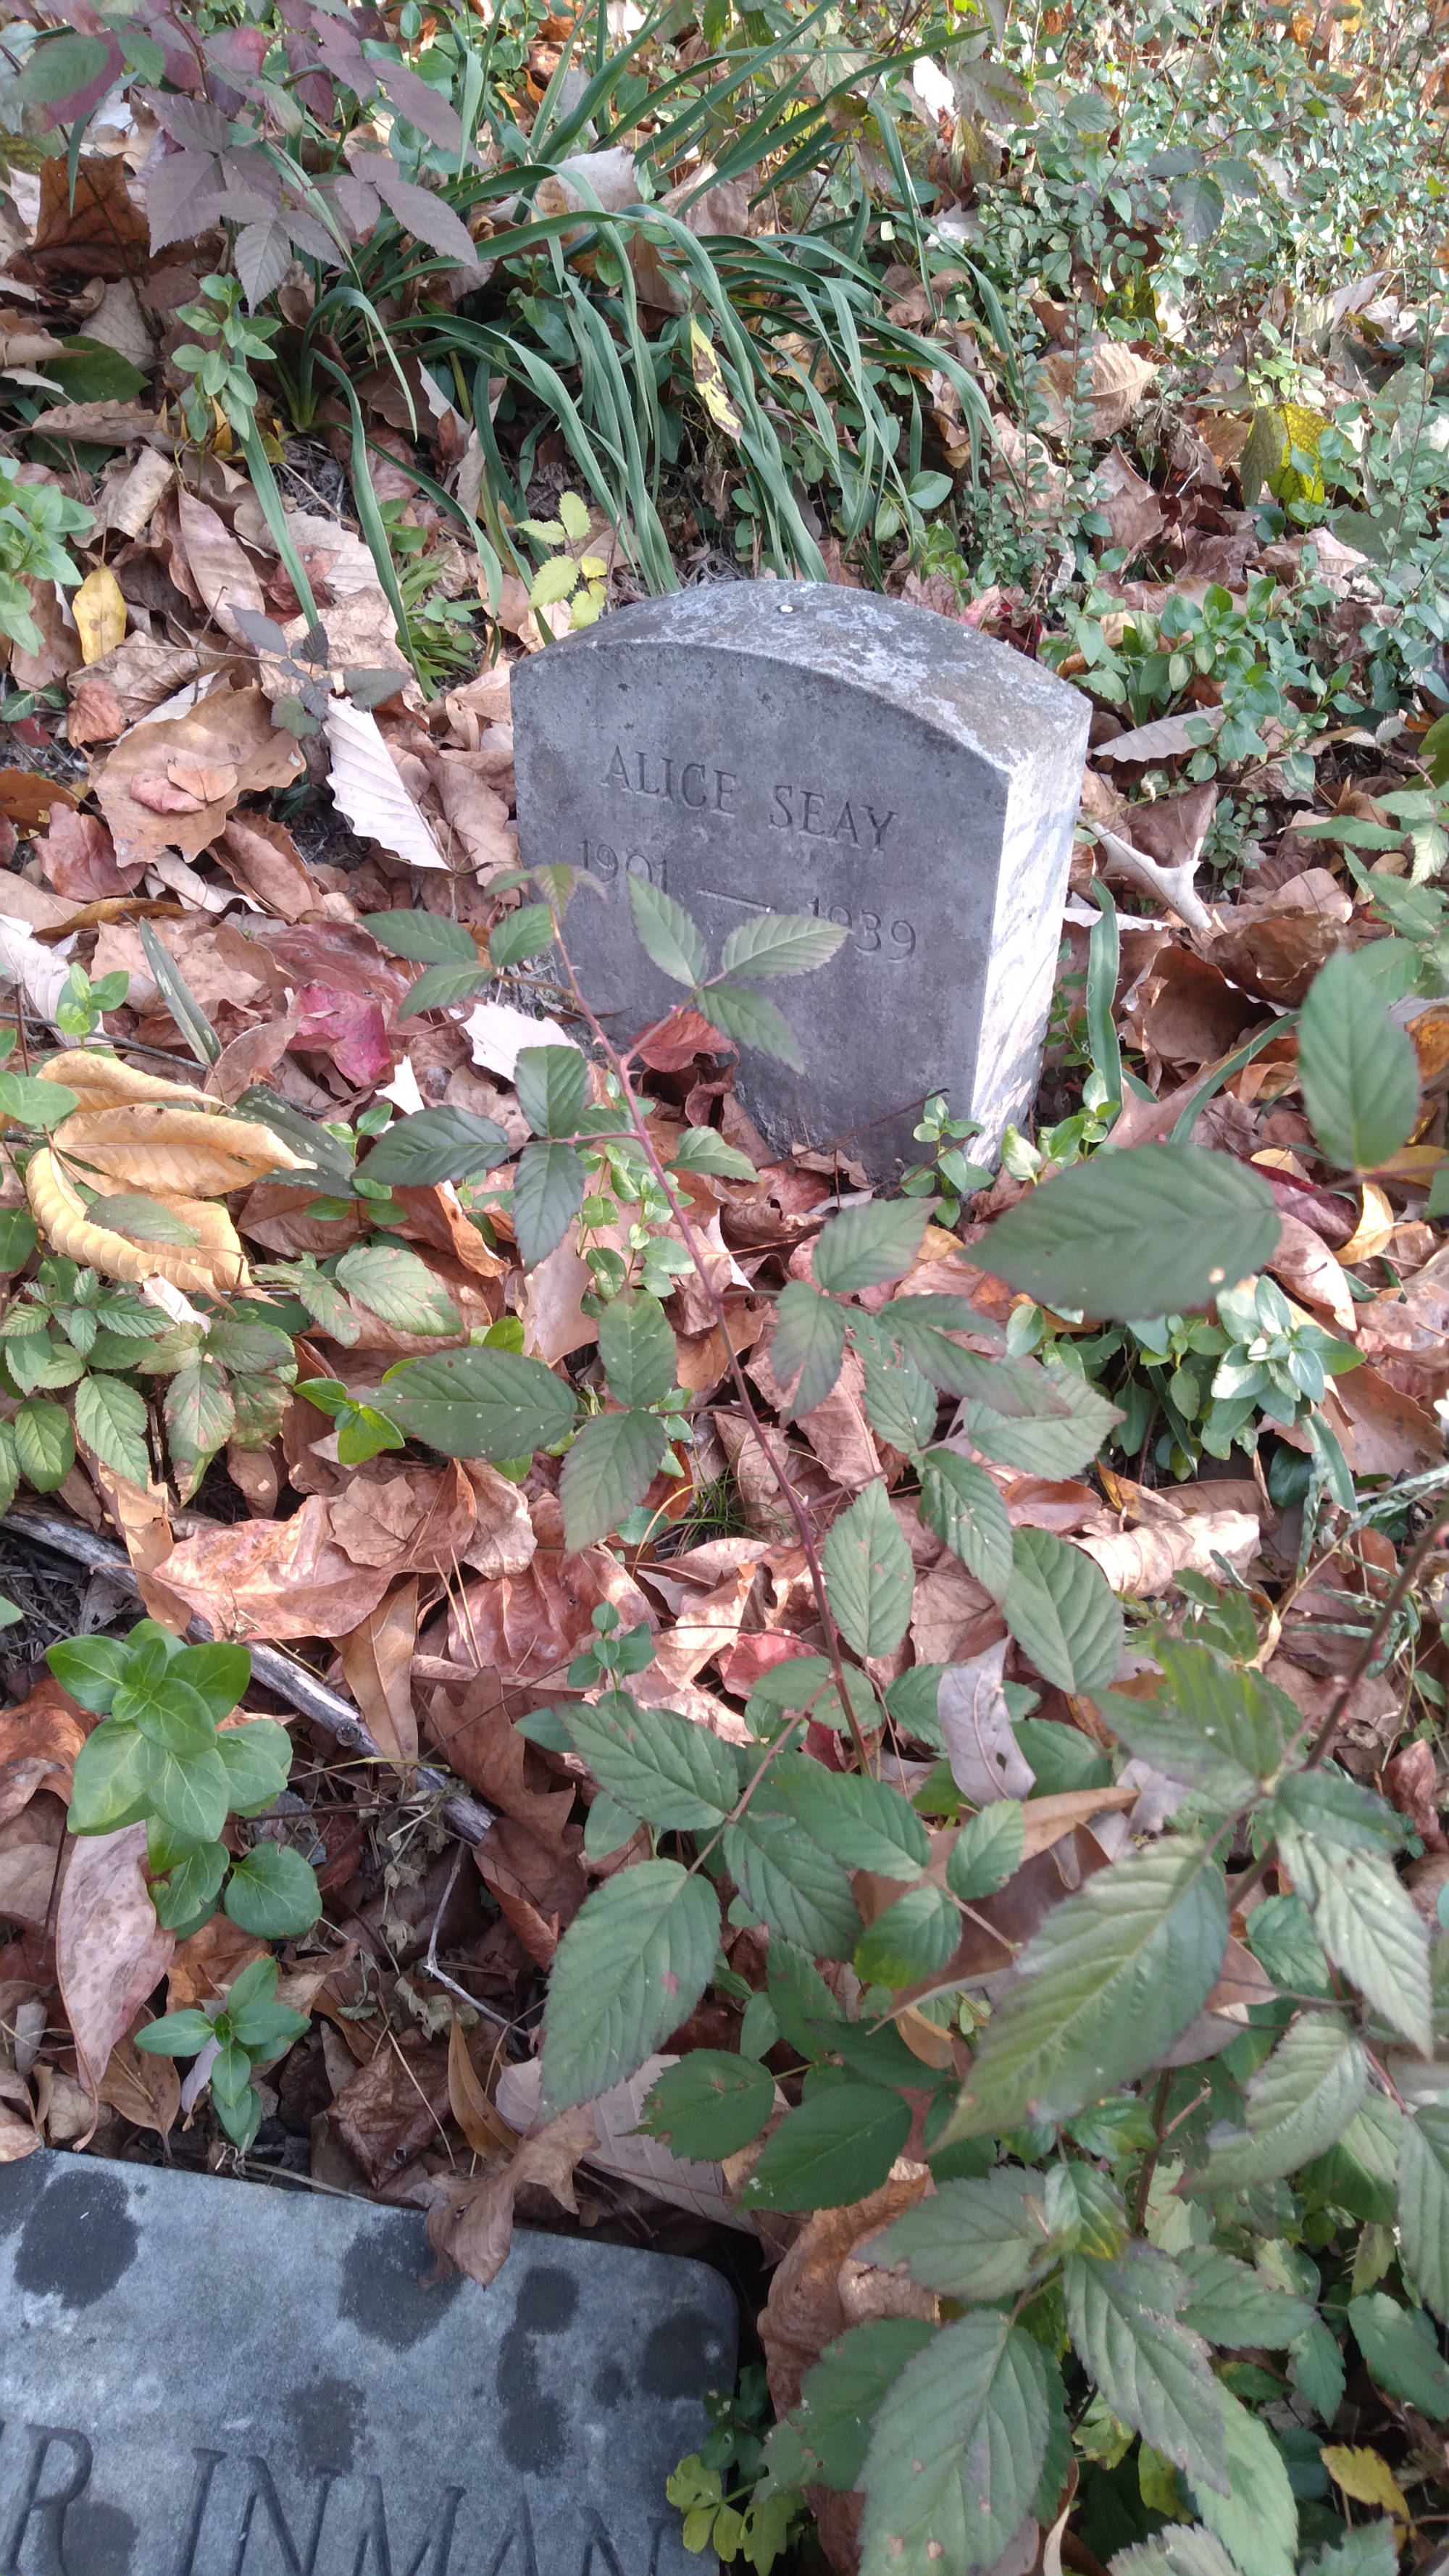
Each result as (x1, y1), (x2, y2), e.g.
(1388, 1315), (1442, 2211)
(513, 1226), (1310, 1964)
(581, 844), (914, 959)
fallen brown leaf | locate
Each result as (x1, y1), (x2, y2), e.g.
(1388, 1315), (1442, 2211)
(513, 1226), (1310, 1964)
(422, 2105), (595, 2287)
(94, 685), (303, 871)
(98, 2020), (180, 2138)
(337, 1578), (420, 1769)
(327, 2035), (451, 2185)
(446, 2010), (518, 2156)
(55, 1822), (174, 2098)
(156, 1499), (395, 1643)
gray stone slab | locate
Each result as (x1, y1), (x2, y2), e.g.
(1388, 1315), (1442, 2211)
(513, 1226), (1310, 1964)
(512, 583), (1090, 1179)
(0, 2149), (736, 2576)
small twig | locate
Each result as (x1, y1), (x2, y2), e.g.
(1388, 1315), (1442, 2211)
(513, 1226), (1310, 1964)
(1129, 2068), (1174, 2235)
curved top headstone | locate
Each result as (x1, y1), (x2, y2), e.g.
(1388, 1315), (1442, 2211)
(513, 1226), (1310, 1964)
(511, 582), (1090, 1179)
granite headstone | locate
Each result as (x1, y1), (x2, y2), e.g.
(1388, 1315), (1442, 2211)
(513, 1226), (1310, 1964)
(511, 583), (1090, 1179)
(0, 2150), (736, 2576)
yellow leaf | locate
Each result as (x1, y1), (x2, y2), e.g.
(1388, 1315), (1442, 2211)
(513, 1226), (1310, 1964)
(690, 319), (744, 440)
(40, 1051), (211, 1114)
(51, 1104), (306, 1199)
(26, 1147), (249, 1295)
(1321, 2445), (1411, 2528)
(1337, 1180), (1395, 1264)
(72, 566), (128, 665)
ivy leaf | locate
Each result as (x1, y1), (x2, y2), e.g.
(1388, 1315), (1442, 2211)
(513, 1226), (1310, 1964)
(1348, 2292), (1449, 2418)
(1398, 2107), (1449, 2322)
(866, 2171), (1056, 2302)
(334, 1246), (460, 1335)
(718, 912), (848, 978)
(823, 1480), (914, 1659)
(514, 1045), (588, 1138)
(1298, 948), (1419, 1173)
(1187, 2388), (1297, 2576)
(560, 1696), (740, 1831)
(918, 1450), (1013, 1602)
(858, 2312), (1053, 2576)
(1064, 2246), (1228, 2495)
(1003, 1527), (1123, 1695)
(598, 1290), (676, 1410)
(509, 1139), (586, 1267)
(539, 1859), (719, 2113)
(773, 1282), (849, 1417)
(977, 1144), (1279, 1321)
(740, 2084), (912, 2212)
(814, 1201), (933, 1293)
(360, 1106), (509, 1185)
(697, 980), (803, 1069)
(1190, 2012), (1367, 2195)
(640, 2052), (774, 2159)
(225, 1843), (322, 1939)
(627, 874), (709, 985)
(772, 1762), (929, 1878)
(382, 1346), (578, 1459)
(943, 1843), (1228, 2137)
(73, 1372), (151, 1487)
(560, 1409), (668, 1551)
(947, 1799), (1025, 1901)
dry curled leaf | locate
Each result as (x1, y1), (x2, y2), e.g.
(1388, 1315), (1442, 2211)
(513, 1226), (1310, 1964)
(422, 2104), (596, 2288)
(26, 1146), (250, 1295)
(55, 1822), (174, 2101)
(52, 1101), (305, 1199)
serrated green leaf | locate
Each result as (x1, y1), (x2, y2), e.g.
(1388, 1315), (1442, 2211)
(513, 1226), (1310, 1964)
(382, 1346), (578, 1460)
(225, 1843), (322, 1939)
(1348, 2291), (1449, 2416)
(962, 1359), (1122, 1478)
(561, 1694), (740, 1830)
(719, 913), (849, 978)
(72, 1370), (151, 1485)
(867, 2171), (1056, 2301)
(822, 1480), (914, 1660)
(398, 959), (491, 1017)
(1175, 2246), (1314, 2347)
(1187, 2388), (1295, 2576)
(540, 1859), (719, 2112)
(640, 2051), (774, 2158)
(1105, 2525), (1243, 2575)
(334, 1246), (461, 1335)
(598, 1290), (675, 1410)
(773, 1762), (929, 1878)
(1274, 1767), (1403, 1852)
(1277, 1833), (1430, 2051)
(1298, 949), (1419, 1172)
(697, 981), (803, 1069)
(1398, 2106), (1449, 2323)
(854, 1883), (961, 1986)
(88, 1192), (200, 1249)
(858, 2312), (1052, 2576)
(489, 903), (555, 970)
(1299, 2530), (1398, 2576)
(769, 2322), (935, 2494)
(1191, 2012), (1366, 2194)
(1100, 1641), (1290, 1805)
(627, 874), (709, 985)
(947, 1798), (1024, 1900)
(814, 1201), (933, 1294)
(560, 1408), (668, 1551)
(511, 1138), (586, 1267)
(13, 1397), (73, 1492)
(919, 1451), (1013, 1602)
(1003, 1527), (1123, 1695)
(944, 1843), (1228, 2137)
(361, 1106), (509, 1185)
(977, 1146), (1280, 1321)
(1290, 2317), (1347, 2426)
(773, 1281), (848, 1417)
(1064, 2246), (1228, 2493)
(514, 1044), (588, 1138)
(668, 1125), (756, 1180)
(861, 1350), (937, 1456)
(0, 1422), (18, 1518)
(164, 1359), (235, 1488)
(740, 2083), (912, 2212)
(724, 1794), (862, 1959)
(361, 909), (477, 962)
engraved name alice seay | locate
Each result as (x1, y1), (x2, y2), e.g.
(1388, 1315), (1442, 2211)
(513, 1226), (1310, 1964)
(601, 745), (895, 851)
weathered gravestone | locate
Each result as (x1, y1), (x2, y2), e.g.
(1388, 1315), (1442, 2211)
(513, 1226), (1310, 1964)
(0, 2150), (736, 2576)
(512, 583), (1090, 1179)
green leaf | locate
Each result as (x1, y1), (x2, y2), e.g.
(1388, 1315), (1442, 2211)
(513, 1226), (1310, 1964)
(724, 1796), (863, 1959)
(697, 981), (803, 1070)
(215, 1718), (293, 1815)
(138, 922), (218, 1065)
(361, 909), (477, 962)
(73, 1371), (151, 1486)
(1100, 1643), (1290, 1805)
(383, 1346), (577, 1460)
(147, 1743), (230, 1844)
(1190, 2013), (1367, 2194)
(540, 1859), (720, 2112)
(122, 1675), (216, 1757)
(822, 1481), (914, 1660)
(1398, 2106), (1449, 2322)
(718, 913), (849, 978)
(559, 1408), (668, 1551)
(48, 1635), (128, 1714)
(163, 1361), (235, 1493)
(867, 2171), (1056, 2302)
(919, 1451), (1013, 1603)
(1290, 2318), (1347, 2426)
(334, 1246), (461, 1335)
(772, 1764), (929, 1878)
(1298, 949), (1419, 1172)
(772, 1281), (849, 1417)
(1272, 1767), (1403, 1852)
(947, 1798), (1024, 1900)
(514, 1045), (588, 1138)
(13, 1397), (73, 1492)
(961, 1362), (1122, 1479)
(814, 1201), (933, 1294)
(1348, 2291), (1449, 2417)
(598, 1290), (676, 1409)
(561, 1695), (740, 1831)
(152, 1841), (228, 1933)
(511, 1138), (586, 1267)
(977, 1146), (1280, 1321)
(489, 903), (555, 970)
(861, 1351), (937, 1457)
(884, 1312), (1064, 1413)
(361, 1107), (509, 1185)
(0, 1209), (37, 1273)
(1064, 2246), (1228, 2493)
(1274, 1834), (1430, 2051)
(740, 2084), (912, 2212)
(1104, 2527), (1243, 2575)
(134, 2007), (219, 2059)
(87, 1193), (200, 1249)
(397, 959), (490, 1017)
(1172, 167), (1226, 244)
(858, 2312), (1052, 2576)
(16, 30), (114, 103)
(640, 2052), (774, 2158)
(1175, 2247), (1314, 2348)
(225, 1843), (322, 1938)
(769, 2322), (935, 2493)
(1188, 2389), (1296, 2576)
(627, 874), (709, 985)
(853, 1883), (961, 1986)
(669, 1127), (758, 1180)
(67, 1720), (153, 1833)
(944, 1843), (1228, 2136)
(0, 1072), (80, 1130)
(1003, 1527), (1123, 1695)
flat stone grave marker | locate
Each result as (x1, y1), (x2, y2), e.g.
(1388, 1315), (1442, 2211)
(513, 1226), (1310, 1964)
(0, 2149), (736, 2576)
(512, 583), (1090, 1179)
